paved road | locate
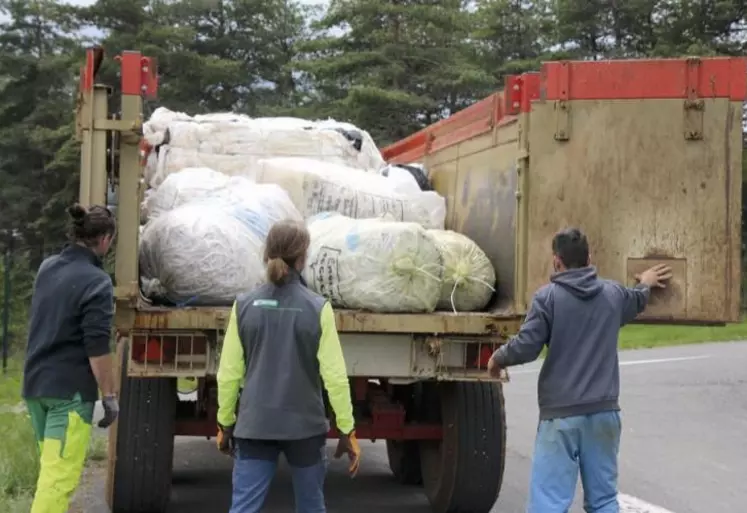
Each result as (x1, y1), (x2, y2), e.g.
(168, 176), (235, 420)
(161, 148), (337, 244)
(80, 341), (747, 513)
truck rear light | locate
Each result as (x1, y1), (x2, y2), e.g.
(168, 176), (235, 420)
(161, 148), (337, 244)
(465, 343), (499, 370)
(130, 332), (209, 370)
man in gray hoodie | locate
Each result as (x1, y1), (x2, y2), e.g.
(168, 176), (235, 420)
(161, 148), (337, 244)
(488, 228), (672, 513)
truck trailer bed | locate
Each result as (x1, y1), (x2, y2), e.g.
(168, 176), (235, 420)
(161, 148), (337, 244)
(130, 299), (523, 336)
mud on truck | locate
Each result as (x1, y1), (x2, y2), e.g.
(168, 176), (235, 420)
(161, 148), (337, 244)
(75, 48), (744, 513)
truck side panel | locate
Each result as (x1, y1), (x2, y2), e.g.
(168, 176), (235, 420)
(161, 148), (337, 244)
(526, 97), (742, 323)
(383, 57), (746, 324)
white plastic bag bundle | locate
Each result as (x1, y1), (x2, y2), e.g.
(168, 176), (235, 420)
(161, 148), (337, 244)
(303, 214), (443, 312)
(139, 204), (265, 305)
(256, 157), (447, 229)
(144, 147), (261, 187)
(380, 163), (433, 191)
(378, 165), (423, 195)
(315, 119), (385, 171)
(142, 168), (302, 239)
(143, 167), (231, 219)
(428, 230), (496, 312)
(142, 108), (385, 187)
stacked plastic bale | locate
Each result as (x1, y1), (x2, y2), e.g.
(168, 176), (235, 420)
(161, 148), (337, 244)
(137, 108), (497, 312)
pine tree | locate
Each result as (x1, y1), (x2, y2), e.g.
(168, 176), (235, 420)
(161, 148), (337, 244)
(296, 0), (493, 145)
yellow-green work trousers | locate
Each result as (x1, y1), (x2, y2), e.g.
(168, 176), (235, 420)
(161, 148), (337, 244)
(25, 393), (94, 513)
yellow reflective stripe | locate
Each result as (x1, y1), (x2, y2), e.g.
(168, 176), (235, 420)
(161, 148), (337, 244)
(317, 302), (355, 434)
(30, 411), (91, 513)
(217, 302), (245, 427)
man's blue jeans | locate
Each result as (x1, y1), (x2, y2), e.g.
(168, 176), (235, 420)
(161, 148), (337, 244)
(229, 436), (327, 513)
(527, 410), (621, 513)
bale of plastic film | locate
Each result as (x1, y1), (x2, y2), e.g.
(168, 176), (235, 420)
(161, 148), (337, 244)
(303, 213), (443, 312)
(142, 167), (230, 220)
(142, 168), (302, 239)
(216, 178), (303, 239)
(141, 108), (383, 187)
(139, 204), (265, 306)
(427, 229), (496, 312)
(256, 157), (447, 229)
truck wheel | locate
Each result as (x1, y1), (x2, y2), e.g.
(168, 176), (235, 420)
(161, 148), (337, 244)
(111, 344), (177, 513)
(419, 382), (506, 513)
(386, 440), (423, 485)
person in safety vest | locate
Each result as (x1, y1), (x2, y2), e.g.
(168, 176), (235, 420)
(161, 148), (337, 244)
(488, 228), (672, 513)
(22, 204), (120, 513)
(216, 219), (360, 513)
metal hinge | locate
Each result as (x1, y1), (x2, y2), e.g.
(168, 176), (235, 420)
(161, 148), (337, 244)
(684, 58), (704, 141)
(554, 61), (571, 141)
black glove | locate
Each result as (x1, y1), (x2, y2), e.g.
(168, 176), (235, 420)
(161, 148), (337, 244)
(98, 395), (120, 428)
(217, 424), (235, 455)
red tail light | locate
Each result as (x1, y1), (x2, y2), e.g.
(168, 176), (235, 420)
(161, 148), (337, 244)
(130, 333), (208, 365)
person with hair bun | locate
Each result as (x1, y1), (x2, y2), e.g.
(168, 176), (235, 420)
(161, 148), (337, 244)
(216, 219), (360, 513)
(22, 203), (119, 513)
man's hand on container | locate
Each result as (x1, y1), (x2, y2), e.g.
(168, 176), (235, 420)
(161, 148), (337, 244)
(636, 264), (673, 288)
(487, 356), (502, 379)
(98, 395), (119, 428)
(217, 424), (235, 456)
(334, 430), (361, 477)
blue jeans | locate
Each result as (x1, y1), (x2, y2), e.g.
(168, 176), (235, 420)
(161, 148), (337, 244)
(229, 437), (328, 513)
(527, 410), (621, 513)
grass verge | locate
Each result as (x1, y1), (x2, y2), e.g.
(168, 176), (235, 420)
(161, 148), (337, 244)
(619, 318), (747, 350)
(0, 359), (37, 512)
(0, 358), (108, 509)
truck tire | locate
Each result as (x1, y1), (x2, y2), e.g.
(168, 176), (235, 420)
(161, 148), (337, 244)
(386, 440), (423, 485)
(419, 382), (506, 513)
(111, 345), (177, 513)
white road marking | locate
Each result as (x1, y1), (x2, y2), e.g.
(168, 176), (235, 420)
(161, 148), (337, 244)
(619, 493), (677, 513)
(509, 355), (710, 375)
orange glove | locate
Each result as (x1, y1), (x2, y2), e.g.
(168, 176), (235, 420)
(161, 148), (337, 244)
(334, 430), (361, 477)
(217, 424), (235, 456)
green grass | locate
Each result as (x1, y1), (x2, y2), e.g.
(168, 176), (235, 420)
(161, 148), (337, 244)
(618, 318), (747, 349)
(0, 360), (37, 511)
(0, 358), (109, 508)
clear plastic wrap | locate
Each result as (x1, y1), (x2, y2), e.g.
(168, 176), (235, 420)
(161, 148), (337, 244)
(142, 168), (302, 239)
(380, 163), (433, 191)
(139, 204), (265, 306)
(303, 214), (443, 312)
(142, 108), (385, 187)
(256, 157), (447, 229)
(427, 229), (496, 312)
(143, 167), (231, 219)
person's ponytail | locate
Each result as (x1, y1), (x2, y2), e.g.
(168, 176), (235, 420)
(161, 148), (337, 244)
(263, 220), (310, 286)
(266, 257), (290, 285)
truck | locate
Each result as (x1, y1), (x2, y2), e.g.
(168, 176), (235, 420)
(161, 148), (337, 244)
(75, 47), (745, 513)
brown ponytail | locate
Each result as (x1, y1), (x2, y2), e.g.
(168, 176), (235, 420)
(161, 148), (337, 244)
(263, 220), (310, 286)
(266, 258), (290, 284)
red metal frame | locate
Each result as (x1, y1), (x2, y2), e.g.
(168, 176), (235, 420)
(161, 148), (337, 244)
(381, 56), (747, 164)
(79, 47), (104, 94)
(79, 46), (159, 99)
(118, 51), (158, 98)
(542, 57), (747, 101)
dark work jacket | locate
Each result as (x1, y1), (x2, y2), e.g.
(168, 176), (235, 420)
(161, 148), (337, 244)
(23, 244), (113, 402)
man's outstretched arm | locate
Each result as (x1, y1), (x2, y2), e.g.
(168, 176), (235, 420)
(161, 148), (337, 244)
(490, 290), (552, 369)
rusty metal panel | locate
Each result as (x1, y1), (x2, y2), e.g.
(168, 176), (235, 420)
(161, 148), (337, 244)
(626, 258), (687, 320)
(525, 98), (742, 323)
(131, 304), (523, 336)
